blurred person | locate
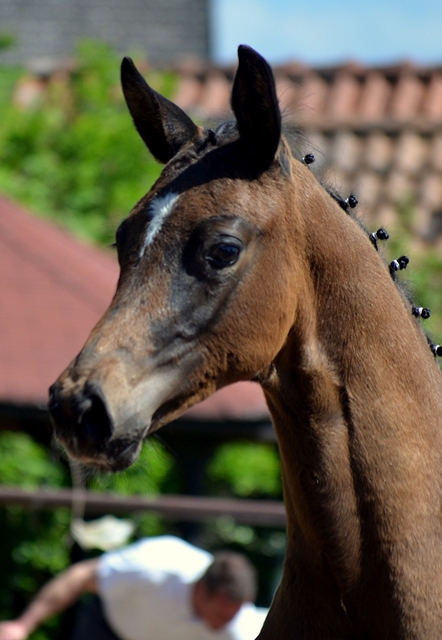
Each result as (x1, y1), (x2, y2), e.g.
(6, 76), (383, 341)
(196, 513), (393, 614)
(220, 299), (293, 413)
(0, 535), (268, 640)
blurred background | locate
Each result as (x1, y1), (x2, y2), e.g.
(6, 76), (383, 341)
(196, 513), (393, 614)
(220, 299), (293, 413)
(1, 1), (442, 638)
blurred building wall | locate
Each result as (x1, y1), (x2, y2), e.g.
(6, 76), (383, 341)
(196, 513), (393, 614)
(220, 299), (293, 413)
(0, 0), (209, 66)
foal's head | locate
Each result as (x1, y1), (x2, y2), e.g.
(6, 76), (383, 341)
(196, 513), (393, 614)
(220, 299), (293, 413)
(49, 46), (319, 470)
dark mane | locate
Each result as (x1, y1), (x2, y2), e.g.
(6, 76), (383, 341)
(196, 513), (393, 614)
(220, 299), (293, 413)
(280, 126), (442, 358)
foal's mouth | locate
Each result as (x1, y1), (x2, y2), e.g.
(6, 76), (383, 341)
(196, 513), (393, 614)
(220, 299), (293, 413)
(49, 384), (146, 472)
(55, 431), (144, 472)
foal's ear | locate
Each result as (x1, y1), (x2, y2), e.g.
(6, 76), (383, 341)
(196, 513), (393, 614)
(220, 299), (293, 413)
(231, 45), (281, 172)
(121, 57), (199, 164)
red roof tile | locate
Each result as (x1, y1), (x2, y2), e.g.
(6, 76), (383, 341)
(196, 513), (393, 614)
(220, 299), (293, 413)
(423, 75), (442, 120)
(421, 173), (442, 209)
(198, 70), (232, 119)
(296, 72), (329, 121)
(430, 133), (442, 172)
(358, 72), (391, 121)
(184, 381), (269, 421)
(327, 71), (361, 122)
(0, 196), (119, 406)
(390, 72), (424, 121)
(168, 60), (442, 240)
(364, 131), (394, 172)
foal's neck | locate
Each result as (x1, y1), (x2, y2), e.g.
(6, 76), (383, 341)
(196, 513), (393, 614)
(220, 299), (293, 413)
(276, 177), (435, 404)
(260, 172), (442, 634)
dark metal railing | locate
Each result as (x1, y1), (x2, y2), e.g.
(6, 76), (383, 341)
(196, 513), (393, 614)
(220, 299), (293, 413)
(0, 485), (286, 527)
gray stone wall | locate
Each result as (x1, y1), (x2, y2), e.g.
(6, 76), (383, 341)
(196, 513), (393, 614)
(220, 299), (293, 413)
(0, 0), (209, 66)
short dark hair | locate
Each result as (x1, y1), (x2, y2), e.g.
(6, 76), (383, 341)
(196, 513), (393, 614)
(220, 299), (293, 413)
(198, 551), (257, 602)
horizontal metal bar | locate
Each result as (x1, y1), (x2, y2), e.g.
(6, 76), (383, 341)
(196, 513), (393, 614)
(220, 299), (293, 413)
(0, 486), (286, 528)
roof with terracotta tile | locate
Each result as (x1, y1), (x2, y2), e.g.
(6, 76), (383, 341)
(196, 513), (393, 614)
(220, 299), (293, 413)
(183, 381), (268, 421)
(0, 197), (269, 419)
(172, 60), (442, 240)
(0, 196), (119, 406)
(174, 60), (442, 124)
(12, 58), (442, 242)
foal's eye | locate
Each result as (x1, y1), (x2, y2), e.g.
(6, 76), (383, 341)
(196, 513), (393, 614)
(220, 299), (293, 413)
(206, 242), (242, 269)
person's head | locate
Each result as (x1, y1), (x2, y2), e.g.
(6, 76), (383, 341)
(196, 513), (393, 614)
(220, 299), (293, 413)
(191, 551), (257, 630)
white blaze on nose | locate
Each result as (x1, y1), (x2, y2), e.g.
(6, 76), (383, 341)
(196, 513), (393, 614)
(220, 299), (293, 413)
(139, 192), (179, 258)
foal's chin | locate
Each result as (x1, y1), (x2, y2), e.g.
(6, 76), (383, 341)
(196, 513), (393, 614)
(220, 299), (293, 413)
(55, 430), (145, 472)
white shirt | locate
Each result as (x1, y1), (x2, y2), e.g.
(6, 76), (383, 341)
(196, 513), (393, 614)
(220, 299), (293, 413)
(97, 536), (268, 640)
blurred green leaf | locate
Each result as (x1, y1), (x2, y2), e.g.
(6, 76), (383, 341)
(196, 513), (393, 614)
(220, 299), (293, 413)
(90, 439), (178, 495)
(0, 32), (16, 52)
(0, 432), (67, 488)
(208, 442), (282, 498)
(0, 39), (167, 245)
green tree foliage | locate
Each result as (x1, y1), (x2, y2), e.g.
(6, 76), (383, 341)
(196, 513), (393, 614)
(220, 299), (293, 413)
(0, 431), (181, 637)
(205, 442), (285, 606)
(0, 33), (16, 52)
(383, 197), (442, 340)
(89, 438), (181, 540)
(0, 433), (70, 635)
(0, 40), (168, 245)
(89, 439), (177, 496)
(0, 432), (67, 488)
(208, 442), (281, 498)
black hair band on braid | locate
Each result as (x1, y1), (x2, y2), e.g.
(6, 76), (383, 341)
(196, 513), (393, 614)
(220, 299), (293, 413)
(346, 194), (358, 209)
(389, 255), (409, 278)
(412, 306), (431, 320)
(369, 228), (389, 250)
(431, 343), (442, 357)
(326, 188), (436, 356)
(426, 336), (442, 357)
(327, 190), (359, 215)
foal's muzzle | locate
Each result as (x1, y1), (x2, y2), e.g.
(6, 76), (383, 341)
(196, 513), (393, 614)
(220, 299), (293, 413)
(48, 382), (141, 471)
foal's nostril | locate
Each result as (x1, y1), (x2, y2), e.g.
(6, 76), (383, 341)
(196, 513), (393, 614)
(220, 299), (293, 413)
(80, 393), (113, 443)
(48, 383), (65, 426)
